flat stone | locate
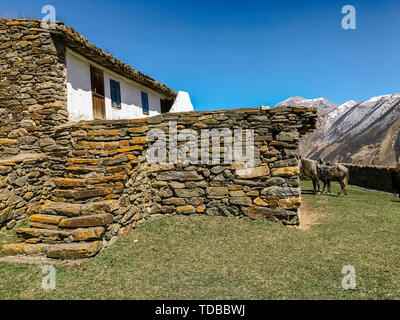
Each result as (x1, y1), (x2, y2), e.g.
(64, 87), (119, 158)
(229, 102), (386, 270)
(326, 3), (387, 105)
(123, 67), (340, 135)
(148, 163), (174, 173)
(253, 197), (269, 206)
(29, 214), (64, 225)
(0, 207), (12, 224)
(2, 243), (50, 256)
(196, 204), (206, 213)
(274, 158), (299, 168)
(206, 187), (228, 197)
(130, 137), (148, 145)
(271, 166), (300, 177)
(47, 241), (102, 260)
(73, 188), (114, 200)
(30, 222), (59, 230)
(261, 186), (300, 198)
(81, 200), (119, 215)
(8, 128), (28, 139)
(276, 131), (299, 142)
(41, 201), (82, 217)
(71, 227), (104, 241)
(54, 178), (86, 187)
(278, 197), (301, 209)
(228, 185), (243, 191)
(59, 213), (113, 228)
(230, 197), (252, 206)
(235, 165), (270, 179)
(0, 166), (12, 175)
(162, 198), (186, 206)
(174, 188), (205, 198)
(229, 191), (246, 197)
(0, 256), (88, 267)
(176, 206), (196, 215)
(241, 206), (298, 224)
(157, 171), (203, 181)
(16, 228), (70, 240)
(0, 139), (18, 146)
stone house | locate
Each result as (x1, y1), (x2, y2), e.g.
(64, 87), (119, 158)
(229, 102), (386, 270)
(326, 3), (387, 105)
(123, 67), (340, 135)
(0, 19), (191, 159)
(64, 36), (177, 121)
(0, 18), (178, 130)
(0, 19), (317, 261)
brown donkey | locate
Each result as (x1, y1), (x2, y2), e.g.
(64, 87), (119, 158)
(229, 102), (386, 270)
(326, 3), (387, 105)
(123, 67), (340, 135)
(317, 159), (349, 196)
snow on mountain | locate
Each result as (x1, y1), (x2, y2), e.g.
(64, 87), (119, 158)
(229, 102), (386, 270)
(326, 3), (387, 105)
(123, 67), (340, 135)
(327, 100), (361, 122)
(296, 93), (400, 167)
(275, 96), (338, 112)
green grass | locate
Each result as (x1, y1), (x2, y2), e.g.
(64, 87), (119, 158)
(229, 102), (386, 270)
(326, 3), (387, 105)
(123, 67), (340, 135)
(0, 181), (399, 300)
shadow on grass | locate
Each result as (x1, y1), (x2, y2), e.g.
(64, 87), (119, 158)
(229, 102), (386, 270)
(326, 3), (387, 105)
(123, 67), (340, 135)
(301, 189), (317, 195)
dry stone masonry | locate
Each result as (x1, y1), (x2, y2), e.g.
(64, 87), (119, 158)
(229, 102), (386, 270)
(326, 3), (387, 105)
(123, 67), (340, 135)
(1, 107), (317, 260)
(0, 19), (176, 159)
(0, 19), (318, 260)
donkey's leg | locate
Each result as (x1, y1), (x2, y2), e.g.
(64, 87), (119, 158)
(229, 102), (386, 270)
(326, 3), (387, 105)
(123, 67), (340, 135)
(312, 179), (317, 194)
(338, 179), (346, 196)
(316, 178), (321, 194)
(321, 179), (327, 194)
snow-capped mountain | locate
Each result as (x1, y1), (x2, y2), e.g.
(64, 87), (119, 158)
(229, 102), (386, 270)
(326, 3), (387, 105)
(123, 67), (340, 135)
(275, 97), (338, 112)
(277, 94), (400, 166)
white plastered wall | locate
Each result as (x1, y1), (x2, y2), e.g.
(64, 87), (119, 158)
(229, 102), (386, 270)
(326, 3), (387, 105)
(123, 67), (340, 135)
(66, 49), (164, 121)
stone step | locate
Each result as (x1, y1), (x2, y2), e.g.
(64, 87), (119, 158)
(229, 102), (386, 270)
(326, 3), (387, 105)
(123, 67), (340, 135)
(52, 184), (124, 200)
(0, 255), (88, 267)
(46, 241), (103, 260)
(29, 214), (64, 225)
(2, 241), (103, 260)
(58, 214), (113, 229)
(2, 243), (49, 257)
(16, 227), (70, 241)
(40, 201), (82, 217)
(16, 226), (105, 242)
(30, 222), (59, 230)
(39, 200), (119, 216)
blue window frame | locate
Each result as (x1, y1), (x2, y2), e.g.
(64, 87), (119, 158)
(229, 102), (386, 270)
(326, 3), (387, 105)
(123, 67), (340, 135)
(141, 91), (149, 115)
(110, 79), (121, 108)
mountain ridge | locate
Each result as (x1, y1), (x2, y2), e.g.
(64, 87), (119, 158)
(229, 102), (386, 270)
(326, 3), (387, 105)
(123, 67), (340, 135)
(275, 94), (400, 167)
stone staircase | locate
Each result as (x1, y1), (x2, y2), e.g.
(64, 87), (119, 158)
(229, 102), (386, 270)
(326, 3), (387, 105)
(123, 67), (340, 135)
(1, 126), (144, 261)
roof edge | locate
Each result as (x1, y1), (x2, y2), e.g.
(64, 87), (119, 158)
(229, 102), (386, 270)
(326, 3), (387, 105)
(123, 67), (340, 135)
(0, 19), (177, 99)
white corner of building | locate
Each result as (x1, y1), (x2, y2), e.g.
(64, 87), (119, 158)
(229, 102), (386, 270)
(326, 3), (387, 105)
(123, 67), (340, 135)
(170, 91), (195, 113)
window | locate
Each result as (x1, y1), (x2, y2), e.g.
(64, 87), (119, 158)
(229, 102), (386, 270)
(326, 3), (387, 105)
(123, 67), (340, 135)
(110, 79), (121, 108)
(160, 99), (172, 114)
(141, 91), (149, 115)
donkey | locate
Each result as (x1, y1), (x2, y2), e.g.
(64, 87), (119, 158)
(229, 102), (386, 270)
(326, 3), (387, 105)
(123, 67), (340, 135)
(299, 157), (321, 194)
(317, 159), (349, 196)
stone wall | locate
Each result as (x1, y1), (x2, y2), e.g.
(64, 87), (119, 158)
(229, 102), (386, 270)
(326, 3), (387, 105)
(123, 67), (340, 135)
(1, 107), (317, 259)
(0, 19), (68, 158)
(0, 154), (51, 229)
(343, 163), (397, 193)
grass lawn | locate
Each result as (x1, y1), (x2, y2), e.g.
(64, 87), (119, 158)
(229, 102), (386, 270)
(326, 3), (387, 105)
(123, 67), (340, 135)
(0, 181), (399, 300)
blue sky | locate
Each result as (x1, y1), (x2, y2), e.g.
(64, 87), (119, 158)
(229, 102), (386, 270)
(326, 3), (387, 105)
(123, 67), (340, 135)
(1, 0), (400, 110)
